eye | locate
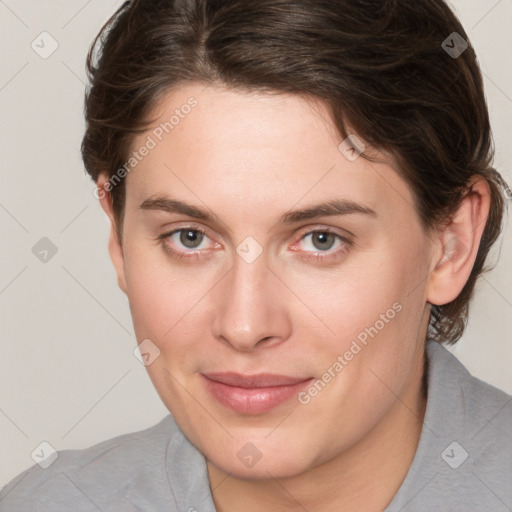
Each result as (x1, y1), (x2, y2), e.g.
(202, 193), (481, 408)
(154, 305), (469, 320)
(158, 227), (219, 259)
(292, 228), (351, 262)
(172, 228), (208, 249)
(301, 231), (340, 251)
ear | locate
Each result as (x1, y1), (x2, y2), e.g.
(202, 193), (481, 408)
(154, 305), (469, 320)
(96, 176), (128, 295)
(426, 176), (491, 306)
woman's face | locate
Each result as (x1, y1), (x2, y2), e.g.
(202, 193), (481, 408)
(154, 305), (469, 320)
(106, 82), (436, 478)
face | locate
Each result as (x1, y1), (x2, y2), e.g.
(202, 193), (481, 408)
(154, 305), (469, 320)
(105, 82), (436, 479)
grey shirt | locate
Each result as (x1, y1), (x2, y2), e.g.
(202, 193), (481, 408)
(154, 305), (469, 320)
(1, 340), (511, 511)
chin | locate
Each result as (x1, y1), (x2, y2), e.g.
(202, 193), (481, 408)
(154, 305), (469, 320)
(211, 456), (310, 481)
(203, 435), (321, 481)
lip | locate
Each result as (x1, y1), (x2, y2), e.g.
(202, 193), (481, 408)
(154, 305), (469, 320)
(202, 372), (313, 414)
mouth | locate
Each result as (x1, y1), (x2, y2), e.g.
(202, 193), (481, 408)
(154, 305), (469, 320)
(201, 372), (314, 414)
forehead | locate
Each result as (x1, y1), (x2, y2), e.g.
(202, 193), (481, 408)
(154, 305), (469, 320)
(124, 82), (416, 224)
(140, 83), (342, 160)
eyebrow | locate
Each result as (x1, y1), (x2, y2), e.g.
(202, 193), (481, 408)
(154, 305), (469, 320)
(138, 196), (377, 224)
(279, 199), (377, 223)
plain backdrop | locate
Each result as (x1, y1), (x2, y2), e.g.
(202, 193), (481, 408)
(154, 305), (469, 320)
(1, 0), (511, 489)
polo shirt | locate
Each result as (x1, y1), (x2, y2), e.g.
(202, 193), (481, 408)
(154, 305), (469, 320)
(1, 340), (511, 511)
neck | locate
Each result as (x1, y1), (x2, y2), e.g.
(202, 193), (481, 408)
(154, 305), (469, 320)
(207, 348), (427, 512)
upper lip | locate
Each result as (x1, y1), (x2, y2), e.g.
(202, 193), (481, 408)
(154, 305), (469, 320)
(203, 372), (312, 388)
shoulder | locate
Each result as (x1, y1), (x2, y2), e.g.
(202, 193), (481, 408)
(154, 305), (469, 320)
(435, 342), (512, 500)
(387, 341), (512, 512)
(0, 414), (179, 512)
(426, 340), (512, 432)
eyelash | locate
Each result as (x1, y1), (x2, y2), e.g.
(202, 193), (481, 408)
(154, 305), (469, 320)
(157, 226), (351, 263)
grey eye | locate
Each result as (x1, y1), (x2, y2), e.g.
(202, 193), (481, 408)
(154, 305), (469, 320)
(310, 232), (337, 251)
(179, 229), (205, 249)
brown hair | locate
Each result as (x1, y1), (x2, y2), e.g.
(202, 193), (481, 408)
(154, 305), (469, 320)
(81, 0), (509, 344)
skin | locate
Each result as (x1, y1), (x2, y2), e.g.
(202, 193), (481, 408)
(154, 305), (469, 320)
(97, 82), (490, 512)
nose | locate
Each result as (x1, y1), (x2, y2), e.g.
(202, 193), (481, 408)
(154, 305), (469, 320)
(211, 252), (291, 352)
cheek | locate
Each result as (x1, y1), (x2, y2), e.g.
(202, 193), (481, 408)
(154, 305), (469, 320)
(280, 254), (411, 348)
(288, 241), (428, 392)
(123, 245), (211, 352)
(123, 251), (214, 415)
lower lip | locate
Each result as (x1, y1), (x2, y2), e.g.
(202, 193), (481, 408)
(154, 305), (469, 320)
(202, 376), (313, 414)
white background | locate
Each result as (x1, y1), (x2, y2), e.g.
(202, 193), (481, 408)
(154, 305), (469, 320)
(1, 0), (511, 488)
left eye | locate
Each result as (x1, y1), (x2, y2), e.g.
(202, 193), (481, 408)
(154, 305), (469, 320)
(299, 231), (345, 252)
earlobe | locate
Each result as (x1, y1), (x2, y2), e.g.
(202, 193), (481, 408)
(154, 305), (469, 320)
(426, 177), (491, 306)
(96, 177), (128, 295)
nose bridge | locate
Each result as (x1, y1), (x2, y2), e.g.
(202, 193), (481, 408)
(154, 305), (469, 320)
(211, 252), (288, 351)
